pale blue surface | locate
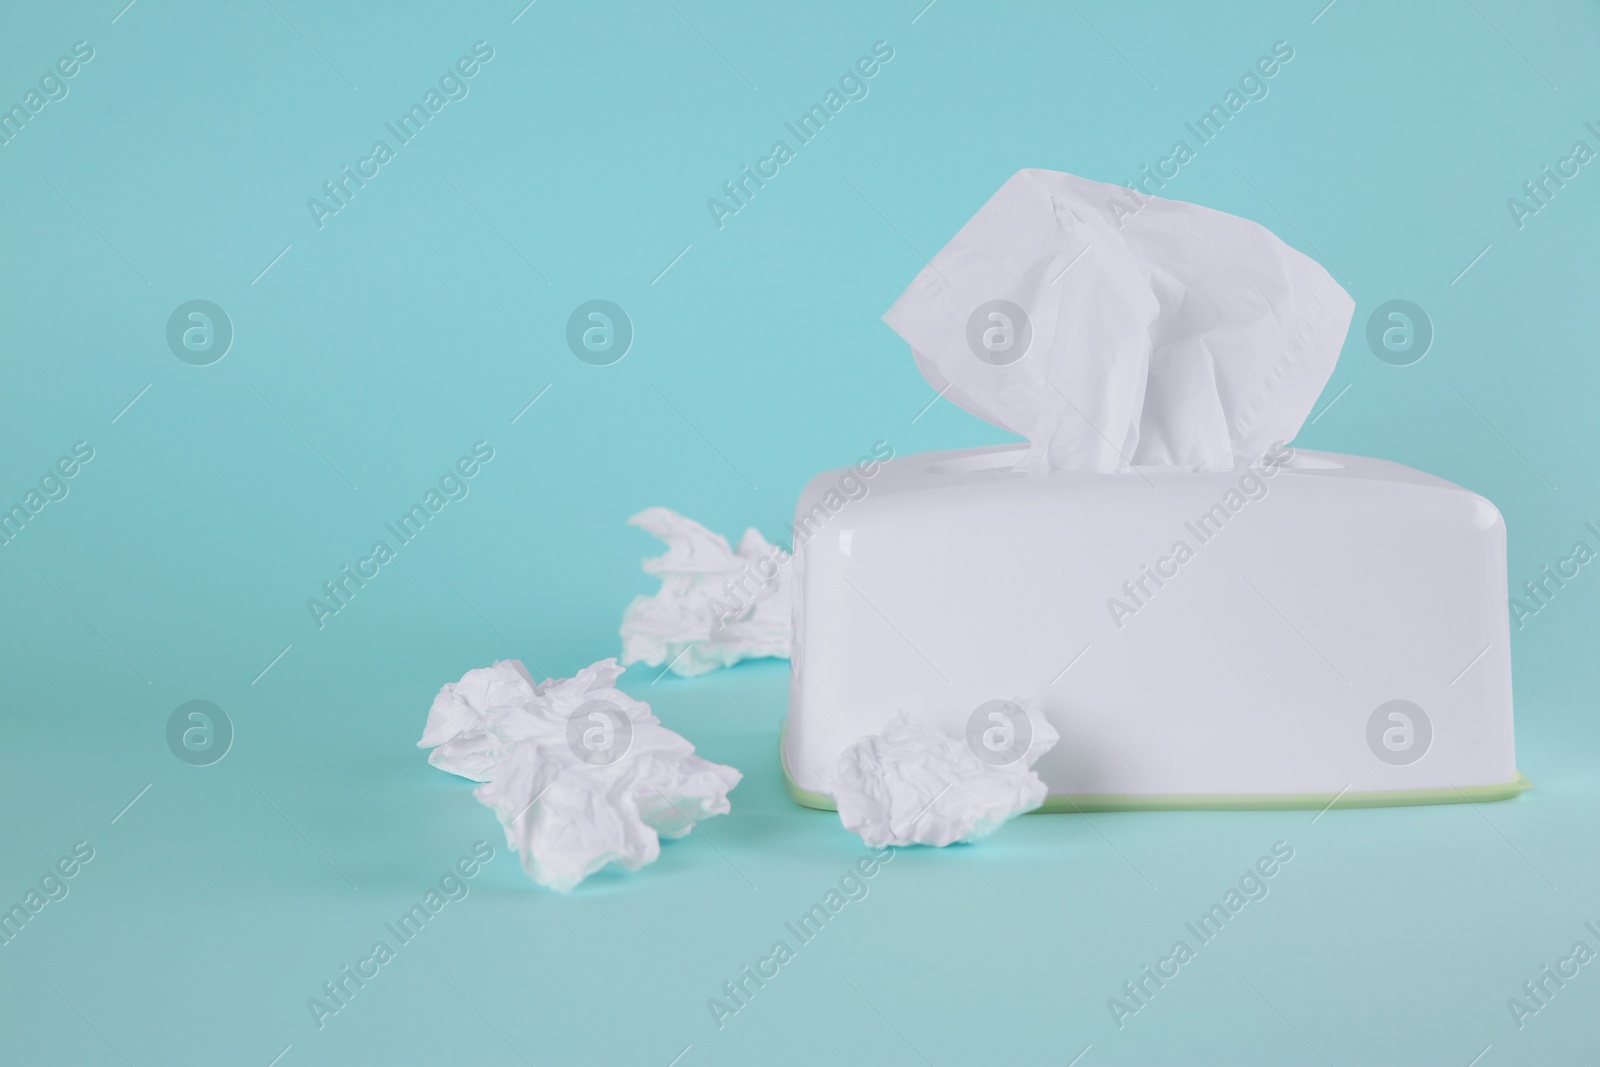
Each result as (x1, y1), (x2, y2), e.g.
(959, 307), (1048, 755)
(3, 2), (1598, 1064)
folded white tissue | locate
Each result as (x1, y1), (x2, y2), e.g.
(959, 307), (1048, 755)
(826, 702), (1059, 848)
(419, 658), (741, 892)
(620, 508), (792, 678)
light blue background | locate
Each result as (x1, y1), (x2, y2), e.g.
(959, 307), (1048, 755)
(3, 1), (1598, 1064)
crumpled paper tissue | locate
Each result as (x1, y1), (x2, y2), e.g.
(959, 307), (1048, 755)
(620, 507), (791, 677)
(416, 659), (540, 782)
(418, 657), (741, 892)
(883, 168), (1355, 474)
(825, 703), (1060, 848)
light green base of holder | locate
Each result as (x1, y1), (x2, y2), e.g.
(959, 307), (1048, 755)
(779, 724), (1531, 813)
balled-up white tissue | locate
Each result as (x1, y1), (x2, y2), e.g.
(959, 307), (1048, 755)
(418, 658), (741, 892)
(416, 659), (540, 782)
(882, 169), (1356, 473)
(825, 707), (1060, 848)
(620, 507), (791, 678)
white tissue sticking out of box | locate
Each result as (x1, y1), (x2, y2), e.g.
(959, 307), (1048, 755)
(418, 657), (742, 892)
(620, 507), (791, 677)
(882, 168), (1355, 473)
(824, 701), (1059, 848)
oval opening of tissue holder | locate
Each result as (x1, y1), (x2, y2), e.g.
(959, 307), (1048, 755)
(781, 443), (1528, 812)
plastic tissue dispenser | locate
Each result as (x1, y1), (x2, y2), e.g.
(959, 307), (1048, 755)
(782, 170), (1525, 812)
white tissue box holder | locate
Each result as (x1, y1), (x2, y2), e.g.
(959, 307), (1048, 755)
(782, 445), (1527, 811)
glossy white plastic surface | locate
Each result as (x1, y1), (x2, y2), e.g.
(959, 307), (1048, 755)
(784, 445), (1518, 806)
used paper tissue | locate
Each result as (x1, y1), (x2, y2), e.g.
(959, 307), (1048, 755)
(826, 701), (1059, 848)
(782, 168), (1523, 813)
(417, 659), (540, 782)
(419, 657), (742, 891)
(620, 507), (791, 677)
